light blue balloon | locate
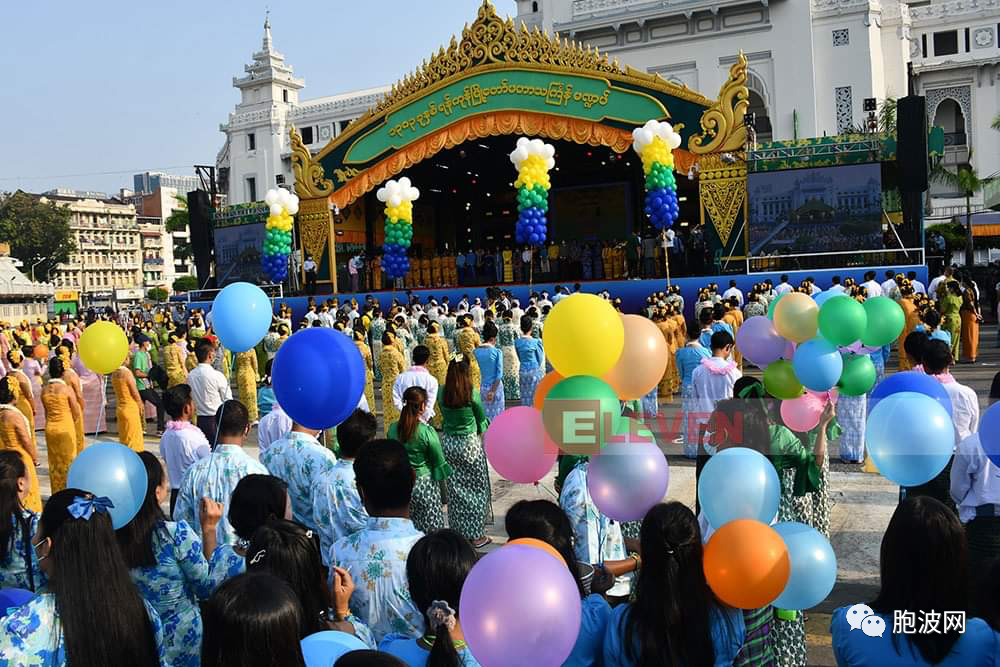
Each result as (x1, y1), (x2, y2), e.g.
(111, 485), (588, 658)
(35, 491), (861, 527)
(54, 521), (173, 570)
(66, 443), (147, 530)
(210, 282), (274, 352)
(813, 291), (847, 308)
(792, 338), (844, 392)
(773, 522), (837, 610)
(698, 447), (780, 529)
(866, 392), (953, 486)
(301, 631), (368, 667)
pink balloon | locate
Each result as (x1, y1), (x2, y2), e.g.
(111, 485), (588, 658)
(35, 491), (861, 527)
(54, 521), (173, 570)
(588, 436), (669, 522)
(484, 407), (558, 483)
(736, 316), (787, 366)
(780, 393), (825, 432)
(781, 340), (797, 361)
(805, 388), (839, 405)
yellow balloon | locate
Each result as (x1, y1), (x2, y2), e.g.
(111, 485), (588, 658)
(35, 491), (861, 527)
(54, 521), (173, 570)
(78, 321), (129, 375)
(542, 293), (625, 377)
(773, 292), (819, 343)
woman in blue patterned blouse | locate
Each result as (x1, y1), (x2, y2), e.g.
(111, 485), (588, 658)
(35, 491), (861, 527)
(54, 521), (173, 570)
(0, 451), (43, 593)
(117, 451), (215, 667)
(0, 488), (167, 666)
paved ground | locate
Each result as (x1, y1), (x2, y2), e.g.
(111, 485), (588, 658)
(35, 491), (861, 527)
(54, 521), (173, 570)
(29, 325), (1000, 666)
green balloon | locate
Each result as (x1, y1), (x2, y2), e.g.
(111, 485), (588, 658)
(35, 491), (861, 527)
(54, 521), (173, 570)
(763, 360), (803, 400)
(818, 296), (868, 346)
(767, 292), (787, 321)
(837, 353), (876, 396)
(542, 375), (622, 455)
(861, 296), (905, 347)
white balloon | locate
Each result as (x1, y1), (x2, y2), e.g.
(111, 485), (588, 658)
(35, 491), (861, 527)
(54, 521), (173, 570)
(514, 146), (529, 163)
(640, 128), (654, 145)
(543, 143), (556, 158)
(530, 138), (544, 152)
(287, 201), (299, 215)
(376, 187), (388, 202)
(643, 119), (659, 132)
(264, 189), (279, 206)
(517, 137), (530, 148)
(407, 187), (420, 200)
(389, 194), (402, 208)
(398, 177), (411, 189)
(270, 203), (283, 217)
(545, 157), (555, 170)
(668, 132), (682, 149)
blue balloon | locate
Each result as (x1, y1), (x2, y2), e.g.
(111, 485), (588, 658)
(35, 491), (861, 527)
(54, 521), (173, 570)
(979, 404), (1000, 468)
(867, 392), (953, 486)
(529, 233), (540, 243)
(301, 631), (368, 667)
(870, 371), (953, 418)
(273, 328), (365, 430)
(772, 522), (837, 610)
(813, 291), (846, 308)
(211, 282), (273, 353)
(0, 588), (35, 615)
(66, 443), (147, 529)
(698, 447), (780, 529)
(792, 338), (843, 391)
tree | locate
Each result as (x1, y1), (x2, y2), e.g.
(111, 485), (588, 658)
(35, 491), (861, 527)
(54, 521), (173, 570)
(172, 275), (198, 293)
(147, 287), (168, 302)
(0, 191), (75, 281)
(851, 97), (897, 135)
(932, 152), (994, 268)
(165, 194), (192, 263)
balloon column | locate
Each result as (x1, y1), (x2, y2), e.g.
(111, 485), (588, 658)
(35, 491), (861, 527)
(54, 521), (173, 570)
(511, 137), (555, 246)
(261, 188), (299, 282)
(377, 177), (420, 279)
(632, 119), (682, 229)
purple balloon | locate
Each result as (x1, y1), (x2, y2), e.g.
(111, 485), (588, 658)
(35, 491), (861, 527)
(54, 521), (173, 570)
(461, 545), (582, 667)
(587, 423), (669, 522)
(736, 316), (788, 366)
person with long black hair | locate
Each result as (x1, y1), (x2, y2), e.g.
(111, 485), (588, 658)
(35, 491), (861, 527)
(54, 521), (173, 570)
(506, 499), (618, 667)
(831, 496), (1000, 665)
(603, 502), (744, 667)
(0, 488), (166, 665)
(0, 451), (42, 592)
(379, 530), (481, 666)
(118, 451), (215, 667)
(0, 375), (40, 513)
(201, 571), (307, 667)
(246, 518), (371, 645)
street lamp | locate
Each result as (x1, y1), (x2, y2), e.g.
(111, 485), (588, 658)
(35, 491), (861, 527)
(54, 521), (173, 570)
(30, 259), (44, 283)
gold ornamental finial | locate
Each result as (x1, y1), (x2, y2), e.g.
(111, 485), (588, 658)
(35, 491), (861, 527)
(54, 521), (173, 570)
(689, 51), (750, 155)
(289, 126), (334, 199)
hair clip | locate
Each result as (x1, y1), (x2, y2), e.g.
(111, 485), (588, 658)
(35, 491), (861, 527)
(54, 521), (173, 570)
(67, 495), (114, 521)
(249, 549), (267, 565)
(427, 600), (457, 631)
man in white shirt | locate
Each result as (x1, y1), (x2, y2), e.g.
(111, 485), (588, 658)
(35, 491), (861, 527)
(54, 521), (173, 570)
(538, 292), (553, 310)
(160, 384), (211, 513)
(907, 271), (926, 295)
(861, 271), (883, 298)
(950, 432), (1000, 525)
(924, 340), (979, 442)
(186, 339), (233, 442)
(691, 330), (742, 442)
(261, 420), (338, 527)
(392, 345), (438, 423)
(303, 255), (318, 295)
(722, 279), (744, 307)
(806, 277), (821, 296)
(827, 276), (846, 294)
(928, 266), (953, 299)
(774, 275), (793, 296)
(258, 402), (293, 452)
(470, 299), (485, 330)
(304, 306), (319, 326)
(880, 270), (898, 297)
(318, 304), (335, 328)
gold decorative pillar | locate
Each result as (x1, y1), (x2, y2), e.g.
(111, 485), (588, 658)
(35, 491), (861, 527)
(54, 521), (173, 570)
(698, 154), (749, 259)
(290, 126), (337, 292)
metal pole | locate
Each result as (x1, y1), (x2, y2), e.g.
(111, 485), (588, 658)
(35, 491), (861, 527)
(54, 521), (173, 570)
(663, 242), (671, 288)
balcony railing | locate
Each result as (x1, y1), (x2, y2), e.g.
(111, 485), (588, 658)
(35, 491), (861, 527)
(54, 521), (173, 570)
(943, 132), (967, 147)
(985, 174), (1000, 212)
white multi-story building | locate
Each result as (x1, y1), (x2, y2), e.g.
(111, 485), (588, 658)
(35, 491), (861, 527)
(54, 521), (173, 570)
(218, 2), (1000, 214)
(120, 185), (193, 284)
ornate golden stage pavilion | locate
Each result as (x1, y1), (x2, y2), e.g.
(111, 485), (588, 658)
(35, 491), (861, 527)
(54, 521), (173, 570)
(291, 1), (749, 290)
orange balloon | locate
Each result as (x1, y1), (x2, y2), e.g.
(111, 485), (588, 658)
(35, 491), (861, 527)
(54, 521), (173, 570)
(33, 345), (48, 360)
(602, 314), (668, 400)
(506, 538), (567, 567)
(533, 371), (564, 412)
(703, 519), (790, 609)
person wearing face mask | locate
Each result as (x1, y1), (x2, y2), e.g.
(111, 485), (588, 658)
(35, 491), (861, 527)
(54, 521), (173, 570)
(0, 451), (43, 590)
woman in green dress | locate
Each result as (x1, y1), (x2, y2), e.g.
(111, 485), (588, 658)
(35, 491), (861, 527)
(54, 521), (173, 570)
(388, 386), (452, 534)
(938, 280), (963, 361)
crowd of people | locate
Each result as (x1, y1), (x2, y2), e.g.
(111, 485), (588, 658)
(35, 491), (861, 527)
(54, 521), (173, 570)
(0, 262), (997, 665)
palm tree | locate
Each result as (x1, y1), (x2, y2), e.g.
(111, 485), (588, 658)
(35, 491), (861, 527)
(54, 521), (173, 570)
(165, 194), (192, 263)
(992, 113), (1000, 131)
(932, 151), (994, 267)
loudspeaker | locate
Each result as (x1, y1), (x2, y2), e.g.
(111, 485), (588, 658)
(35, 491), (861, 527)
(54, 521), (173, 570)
(187, 189), (214, 288)
(896, 95), (928, 193)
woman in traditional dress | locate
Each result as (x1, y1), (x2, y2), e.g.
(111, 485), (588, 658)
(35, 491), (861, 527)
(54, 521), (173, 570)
(163, 332), (187, 388)
(939, 280), (963, 361)
(960, 274), (982, 363)
(369, 310), (386, 384)
(235, 349), (259, 424)
(675, 320), (711, 459)
(455, 315), (482, 393)
(379, 331), (406, 437)
(393, 314), (415, 367)
(388, 386), (452, 534)
(0, 378), (41, 513)
(6, 350), (36, 458)
(655, 310), (676, 402)
(497, 310), (521, 403)
(438, 357), (491, 549)
(56, 344), (85, 453)
(515, 316), (544, 407)
(112, 363), (144, 452)
(896, 282), (920, 371)
(424, 322), (449, 429)
(42, 358), (82, 493)
(474, 321), (505, 420)
(353, 329), (376, 418)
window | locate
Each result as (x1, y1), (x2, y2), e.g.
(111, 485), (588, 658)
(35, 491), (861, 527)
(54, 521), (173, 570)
(933, 30), (958, 56)
(282, 89), (289, 103)
(965, 27), (970, 52)
(832, 28), (849, 47)
(835, 86), (853, 134)
(247, 132), (256, 151)
(922, 34), (928, 57)
(532, 1), (538, 11)
(301, 126), (314, 144)
(246, 177), (257, 202)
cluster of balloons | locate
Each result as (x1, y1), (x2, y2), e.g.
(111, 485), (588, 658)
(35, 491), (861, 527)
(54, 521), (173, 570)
(736, 293), (906, 432)
(510, 137), (555, 247)
(377, 177), (420, 279)
(698, 448), (837, 611)
(632, 119), (682, 230)
(261, 188), (299, 283)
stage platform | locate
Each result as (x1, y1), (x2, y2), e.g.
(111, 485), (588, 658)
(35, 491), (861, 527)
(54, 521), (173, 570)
(181, 264), (928, 325)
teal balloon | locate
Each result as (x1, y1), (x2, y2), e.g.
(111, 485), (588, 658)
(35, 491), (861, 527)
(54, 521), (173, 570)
(542, 375), (622, 455)
(772, 522), (837, 610)
(698, 447), (780, 528)
(867, 392), (953, 486)
(861, 296), (905, 347)
(767, 292), (787, 320)
(818, 296), (867, 346)
(792, 338), (843, 392)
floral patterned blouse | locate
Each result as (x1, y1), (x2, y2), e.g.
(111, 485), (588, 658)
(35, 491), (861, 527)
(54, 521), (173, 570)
(0, 509), (45, 593)
(312, 459), (369, 563)
(260, 431), (338, 528)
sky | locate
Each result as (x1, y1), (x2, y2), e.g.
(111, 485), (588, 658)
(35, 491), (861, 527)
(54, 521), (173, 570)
(0, 0), (516, 196)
